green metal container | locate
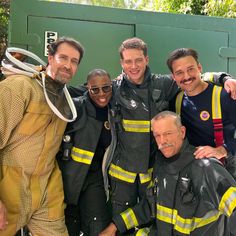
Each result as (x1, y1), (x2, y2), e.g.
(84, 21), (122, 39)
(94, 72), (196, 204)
(9, 0), (236, 85)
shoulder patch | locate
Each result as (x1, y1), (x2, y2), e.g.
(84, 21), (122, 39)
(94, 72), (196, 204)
(200, 111), (210, 121)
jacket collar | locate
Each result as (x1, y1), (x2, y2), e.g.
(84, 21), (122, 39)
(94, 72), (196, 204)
(158, 140), (195, 175)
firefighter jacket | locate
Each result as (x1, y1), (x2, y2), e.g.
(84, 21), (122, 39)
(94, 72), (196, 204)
(0, 74), (67, 231)
(113, 140), (236, 236)
(108, 66), (178, 184)
(58, 93), (116, 205)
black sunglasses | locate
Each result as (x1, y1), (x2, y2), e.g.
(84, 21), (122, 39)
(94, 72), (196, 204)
(89, 85), (112, 95)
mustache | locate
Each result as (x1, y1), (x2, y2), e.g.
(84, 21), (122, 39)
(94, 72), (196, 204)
(180, 77), (196, 84)
(158, 143), (173, 150)
(60, 67), (72, 74)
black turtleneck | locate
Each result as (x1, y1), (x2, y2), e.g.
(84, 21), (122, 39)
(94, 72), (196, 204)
(88, 98), (111, 173)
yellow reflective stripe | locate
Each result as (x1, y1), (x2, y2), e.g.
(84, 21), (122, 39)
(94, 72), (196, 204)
(175, 91), (184, 115)
(202, 72), (214, 83)
(148, 179), (154, 188)
(139, 168), (153, 184)
(122, 119), (150, 132)
(156, 204), (222, 234)
(219, 187), (236, 216)
(71, 146), (94, 165)
(156, 204), (174, 224)
(120, 208), (139, 230)
(176, 86), (222, 119)
(136, 227), (150, 236)
(212, 85), (222, 119)
(108, 163), (137, 183)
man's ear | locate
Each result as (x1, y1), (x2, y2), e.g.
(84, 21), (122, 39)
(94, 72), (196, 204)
(172, 73), (176, 81)
(47, 54), (53, 64)
(198, 63), (203, 73)
(181, 126), (186, 139)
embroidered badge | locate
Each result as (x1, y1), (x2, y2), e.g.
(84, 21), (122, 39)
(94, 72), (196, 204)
(200, 111), (210, 121)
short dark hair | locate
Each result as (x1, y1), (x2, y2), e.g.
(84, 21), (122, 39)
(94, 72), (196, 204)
(167, 48), (199, 73)
(48, 36), (84, 64)
(119, 37), (148, 59)
(87, 68), (110, 82)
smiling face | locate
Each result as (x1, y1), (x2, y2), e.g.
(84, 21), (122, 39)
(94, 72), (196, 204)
(152, 115), (186, 158)
(87, 75), (112, 108)
(47, 42), (81, 84)
(121, 49), (149, 85)
(171, 56), (204, 96)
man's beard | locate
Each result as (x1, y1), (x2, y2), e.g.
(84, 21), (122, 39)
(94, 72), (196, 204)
(54, 74), (69, 84)
(54, 68), (72, 84)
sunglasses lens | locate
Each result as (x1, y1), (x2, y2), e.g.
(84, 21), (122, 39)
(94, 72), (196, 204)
(90, 88), (100, 94)
(102, 86), (112, 93)
(90, 86), (111, 94)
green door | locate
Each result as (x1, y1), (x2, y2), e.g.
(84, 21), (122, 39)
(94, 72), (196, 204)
(137, 24), (229, 75)
(28, 16), (134, 85)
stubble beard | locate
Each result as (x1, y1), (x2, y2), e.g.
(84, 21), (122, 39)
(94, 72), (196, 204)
(54, 74), (70, 85)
